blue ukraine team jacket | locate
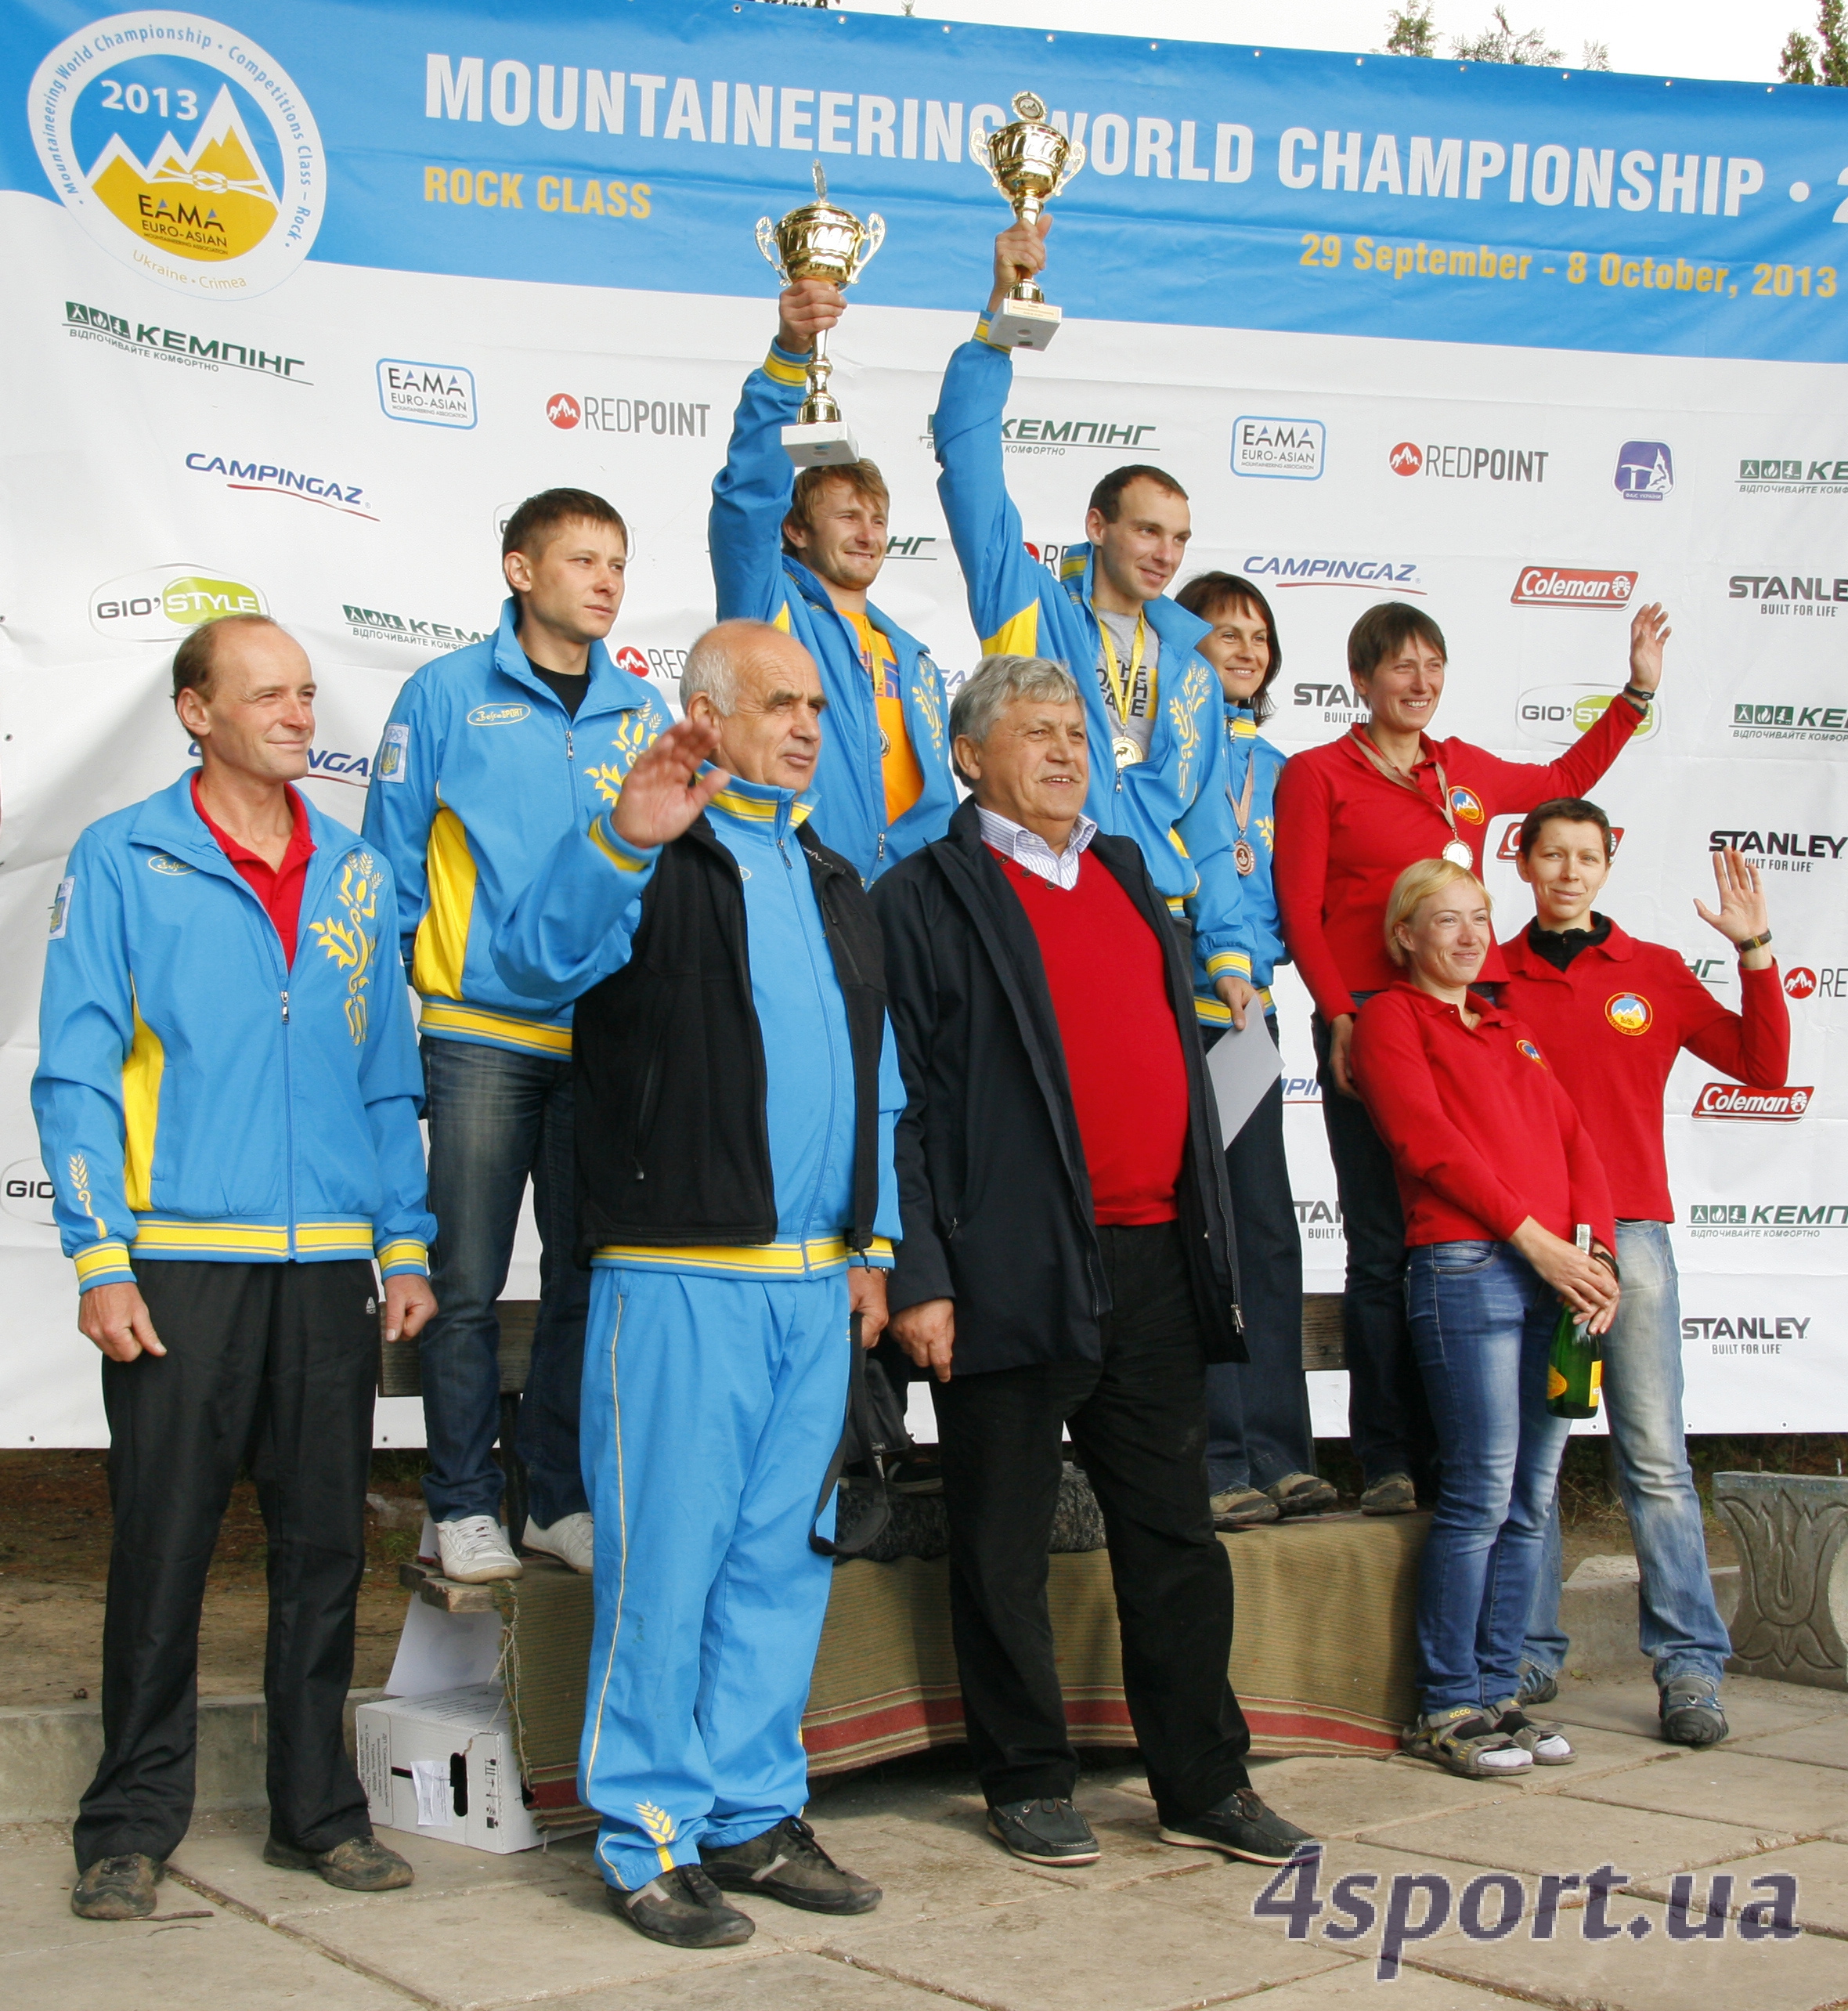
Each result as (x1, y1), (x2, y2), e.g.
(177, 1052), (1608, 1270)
(710, 341), (958, 882)
(493, 776), (902, 1278)
(33, 775), (435, 1290)
(361, 599), (671, 1057)
(1197, 705), (1290, 1015)
(933, 322), (1248, 1018)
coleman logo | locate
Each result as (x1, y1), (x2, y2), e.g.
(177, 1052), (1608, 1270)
(1496, 821), (1623, 861)
(1605, 992), (1652, 1035)
(467, 703), (530, 727)
(1512, 567), (1637, 608)
(1694, 1084), (1813, 1121)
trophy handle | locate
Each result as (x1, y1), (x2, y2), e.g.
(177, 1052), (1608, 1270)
(755, 217), (789, 284)
(1052, 140), (1086, 194)
(852, 214), (886, 280)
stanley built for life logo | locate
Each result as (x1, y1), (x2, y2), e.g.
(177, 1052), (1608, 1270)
(28, 13), (326, 299)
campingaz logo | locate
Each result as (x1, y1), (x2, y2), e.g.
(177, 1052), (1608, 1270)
(1244, 554), (1423, 593)
(185, 452), (376, 520)
(1233, 417), (1324, 480)
(1615, 440), (1674, 501)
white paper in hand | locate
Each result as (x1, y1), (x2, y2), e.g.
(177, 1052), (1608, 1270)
(1205, 1022), (1284, 1150)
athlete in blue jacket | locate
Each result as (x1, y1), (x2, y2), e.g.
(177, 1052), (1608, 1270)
(709, 280), (957, 881)
(931, 219), (1253, 1030)
(495, 621), (897, 1951)
(363, 490), (670, 1588)
(35, 614), (434, 1918)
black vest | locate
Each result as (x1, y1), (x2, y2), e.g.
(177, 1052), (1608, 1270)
(569, 815), (887, 1260)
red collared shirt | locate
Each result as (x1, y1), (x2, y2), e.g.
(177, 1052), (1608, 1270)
(1498, 920), (1789, 1222)
(1272, 701), (1642, 1020)
(190, 774), (315, 966)
(1349, 978), (1615, 1251)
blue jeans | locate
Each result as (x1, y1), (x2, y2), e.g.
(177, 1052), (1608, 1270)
(1204, 1016), (1316, 1493)
(1524, 1220), (1731, 1688)
(418, 1037), (592, 1529)
(1406, 1241), (1572, 1713)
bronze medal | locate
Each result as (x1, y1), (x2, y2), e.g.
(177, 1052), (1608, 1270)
(1233, 838), (1257, 876)
(1442, 838), (1474, 868)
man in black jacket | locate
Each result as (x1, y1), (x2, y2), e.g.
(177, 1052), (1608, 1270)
(875, 654), (1315, 1872)
(496, 620), (902, 1951)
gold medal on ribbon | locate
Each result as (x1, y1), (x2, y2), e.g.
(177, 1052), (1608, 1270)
(1113, 734), (1145, 768)
(1099, 613), (1151, 771)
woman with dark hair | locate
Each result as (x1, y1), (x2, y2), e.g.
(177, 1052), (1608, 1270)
(1272, 598), (1666, 1516)
(1172, 573), (1334, 1529)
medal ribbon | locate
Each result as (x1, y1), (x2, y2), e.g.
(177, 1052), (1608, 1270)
(1225, 723), (1257, 842)
(1097, 612), (1150, 726)
(1348, 727), (1470, 858)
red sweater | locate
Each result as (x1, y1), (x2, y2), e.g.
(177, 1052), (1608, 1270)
(1350, 980), (1615, 1251)
(191, 775), (314, 966)
(997, 850), (1188, 1225)
(1498, 922), (1790, 1222)
(1272, 700), (1643, 1019)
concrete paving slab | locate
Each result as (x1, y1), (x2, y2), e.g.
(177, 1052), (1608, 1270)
(1549, 1672), (1848, 1745)
(1564, 1749), (1848, 1836)
(1633, 1840), (1848, 1940)
(1358, 1787), (1788, 1878)
(539, 1951), (975, 2009)
(1732, 1722), (1848, 1772)
(1412, 1894), (1848, 2011)
(1212, 1755), (1524, 1841)
(1220, 1966), (1533, 2009)
(817, 1879), (1352, 2011)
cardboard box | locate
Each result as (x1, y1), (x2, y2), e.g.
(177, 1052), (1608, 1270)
(356, 1683), (541, 1854)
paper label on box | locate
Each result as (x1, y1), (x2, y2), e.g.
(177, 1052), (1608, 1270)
(408, 1756), (453, 1827)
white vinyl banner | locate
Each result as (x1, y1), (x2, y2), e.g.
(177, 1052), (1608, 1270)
(2, 2), (1845, 1440)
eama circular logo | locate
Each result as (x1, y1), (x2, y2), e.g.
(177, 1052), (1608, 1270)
(1448, 785), (1485, 825)
(30, 13), (325, 299)
(1604, 991), (1652, 1036)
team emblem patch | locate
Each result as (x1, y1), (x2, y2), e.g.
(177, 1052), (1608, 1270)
(1516, 1038), (1547, 1066)
(1448, 785), (1485, 825)
(1605, 992), (1652, 1036)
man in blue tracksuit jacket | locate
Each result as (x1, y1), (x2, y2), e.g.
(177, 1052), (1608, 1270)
(710, 278), (957, 882)
(932, 219), (1255, 1031)
(34, 614), (435, 1919)
(363, 489), (671, 1587)
(495, 619), (900, 1952)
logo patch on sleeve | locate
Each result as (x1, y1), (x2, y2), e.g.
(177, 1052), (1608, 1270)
(49, 876), (74, 939)
(376, 721), (410, 782)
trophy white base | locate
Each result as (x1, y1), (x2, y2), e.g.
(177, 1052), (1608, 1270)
(781, 419), (861, 468)
(989, 298), (1063, 351)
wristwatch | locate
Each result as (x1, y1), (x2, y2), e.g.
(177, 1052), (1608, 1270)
(1620, 682), (1654, 709)
(1736, 930), (1774, 955)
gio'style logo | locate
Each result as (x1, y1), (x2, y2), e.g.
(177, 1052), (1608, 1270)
(90, 563), (267, 642)
(29, 15), (327, 299)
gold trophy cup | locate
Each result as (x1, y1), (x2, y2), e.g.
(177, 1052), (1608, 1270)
(983, 91), (1085, 350)
(756, 164), (885, 467)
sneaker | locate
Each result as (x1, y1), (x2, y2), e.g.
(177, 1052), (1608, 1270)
(1516, 1663), (1559, 1707)
(1157, 1789), (1319, 1866)
(437, 1514), (522, 1583)
(70, 1853), (162, 1920)
(263, 1834), (414, 1890)
(1268, 1472), (1340, 1518)
(524, 1512), (594, 1574)
(1210, 1486), (1280, 1530)
(1489, 1704), (1574, 1764)
(1359, 1472), (1418, 1516)
(699, 1814), (881, 1915)
(612, 1865), (754, 1948)
(1659, 1674), (1729, 1749)
(987, 1796), (1100, 1865)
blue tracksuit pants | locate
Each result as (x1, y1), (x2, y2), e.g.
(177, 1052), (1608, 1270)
(578, 1264), (850, 1892)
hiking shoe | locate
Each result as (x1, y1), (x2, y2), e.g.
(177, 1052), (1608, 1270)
(612, 1865), (754, 1948)
(70, 1853), (161, 1920)
(987, 1796), (1100, 1865)
(524, 1511), (594, 1574)
(1402, 1706), (1532, 1778)
(700, 1814), (880, 1915)
(264, 1834), (413, 1890)
(1516, 1663), (1559, 1707)
(1660, 1674), (1729, 1749)
(1157, 1789), (1318, 1865)
(1210, 1486), (1280, 1530)
(1268, 1472), (1340, 1518)
(1359, 1472), (1418, 1516)
(1490, 1703), (1575, 1764)
(437, 1514), (522, 1583)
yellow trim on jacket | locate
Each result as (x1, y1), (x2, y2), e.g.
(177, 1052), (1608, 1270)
(121, 987), (164, 1214)
(590, 1233), (894, 1280)
(417, 1001), (573, 1056)
(411, 803), (477, 1000)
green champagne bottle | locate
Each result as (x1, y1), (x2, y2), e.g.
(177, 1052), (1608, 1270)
(1546, 1225), (1603, 1421)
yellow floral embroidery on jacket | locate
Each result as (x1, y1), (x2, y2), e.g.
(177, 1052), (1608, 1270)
(587, 711), (659, 807)
(1168, 663), (1211, 798)
(309, 850), (381, 1045)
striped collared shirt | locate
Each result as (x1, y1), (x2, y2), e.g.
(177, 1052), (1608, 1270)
(977, 806), (1099, 892)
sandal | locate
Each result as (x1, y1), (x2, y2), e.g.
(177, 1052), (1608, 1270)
(1401, 1705), (1534, 1778)
(1490, 1702), (1574, 1764)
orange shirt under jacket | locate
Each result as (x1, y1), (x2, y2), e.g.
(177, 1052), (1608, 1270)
(1350, 980), (1616, 1252)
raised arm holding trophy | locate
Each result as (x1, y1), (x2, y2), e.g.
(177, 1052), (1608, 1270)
(981, 92), (1085, 350)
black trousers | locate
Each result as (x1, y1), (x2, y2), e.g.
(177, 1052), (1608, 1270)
(933, 1222), (1252, 1821)
(74, 1259), (378, 1870)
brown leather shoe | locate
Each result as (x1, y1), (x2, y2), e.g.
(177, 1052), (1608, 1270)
(264, 1833), (414, 1890)
(70, 1852), (162, 1919)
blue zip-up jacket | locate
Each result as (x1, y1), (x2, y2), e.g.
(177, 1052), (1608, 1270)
(493, 776), (902, 1278)
(710, 341), (958, 882)
(33, 774), (435, 1291)
(932, 321), (1247, 1017)
(1195, 705), (1290, 1013)
(361, 598), (671, 1057)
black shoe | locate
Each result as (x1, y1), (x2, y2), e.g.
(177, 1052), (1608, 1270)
(612, 1865), (755, 1948)
(699, 1814), (881, 1915)
(1157, 1789), (1319, 1866)
(1660, 1674), (1729, 1748)
(263, 1834), (414, 1891)
(1268, 1472), (1341, 1518)
(70, 1853), (162, 1920)
(1359, 1473), (1418, 1516)
(987, 1796), (1100, 1865)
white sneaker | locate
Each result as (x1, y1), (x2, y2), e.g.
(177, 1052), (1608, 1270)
(436, 1514), (523, 1583)
(524, 1511), (594, 1574)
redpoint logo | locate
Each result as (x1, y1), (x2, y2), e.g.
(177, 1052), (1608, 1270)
(1511, 566), (1636, 609)
(546, 393), (581, 430)
(1695, 1083), (1814, 1121)
(615, 646), (649, 676)
(1785, 967), (1818, 998)
(1389, 442), (1423, 476)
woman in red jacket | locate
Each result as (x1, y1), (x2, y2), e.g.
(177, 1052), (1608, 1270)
(1352, 858), (1618, 1778)
(1272, 598), (1665, 1515)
